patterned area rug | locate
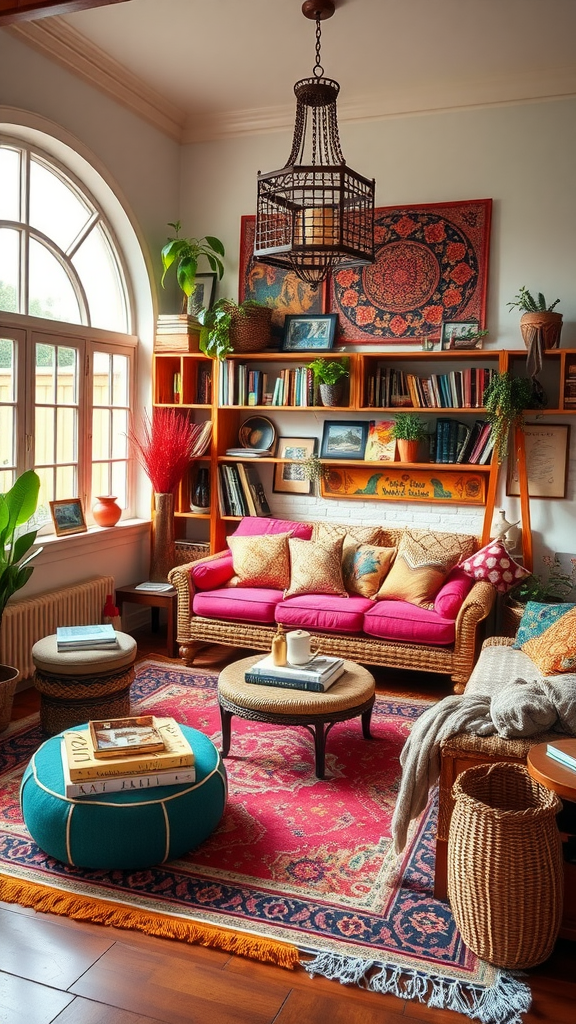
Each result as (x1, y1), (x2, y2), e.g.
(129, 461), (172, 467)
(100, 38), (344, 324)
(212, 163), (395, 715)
(0, 660), (529, 1023)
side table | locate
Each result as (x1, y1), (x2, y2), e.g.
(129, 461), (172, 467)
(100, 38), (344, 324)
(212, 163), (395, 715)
(527, 738), (576, 941)
(115, 584), (178, 658)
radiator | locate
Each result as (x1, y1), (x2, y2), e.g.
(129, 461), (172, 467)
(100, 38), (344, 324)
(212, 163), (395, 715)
(0, 575), (115, 679)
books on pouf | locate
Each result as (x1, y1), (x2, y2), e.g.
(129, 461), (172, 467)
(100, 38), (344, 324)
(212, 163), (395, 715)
(245, 654), (345, 692)
(56, 623), (119, 651)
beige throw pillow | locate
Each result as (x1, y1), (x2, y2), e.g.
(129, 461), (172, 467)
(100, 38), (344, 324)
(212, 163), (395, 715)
(313, 522), (381, 547)
(284, 537), (348, 598)
(376, 528), (467, 608)
(227, 532), (291, 589)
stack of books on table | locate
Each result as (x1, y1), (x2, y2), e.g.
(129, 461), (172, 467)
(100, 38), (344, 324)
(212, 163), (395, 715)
(546, 742), (576, 772)
(60, 715), (196, 797)
(245, 655), (345, 692)
(56, 623), (119, 652)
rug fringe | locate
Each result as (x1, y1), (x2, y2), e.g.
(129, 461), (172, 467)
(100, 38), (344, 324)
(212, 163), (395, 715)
(0, 873), (299, 969)
(302, 952), (532, 1024)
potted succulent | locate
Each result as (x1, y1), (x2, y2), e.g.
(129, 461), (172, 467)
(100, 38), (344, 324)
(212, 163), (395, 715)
(160, 221), (225, 314)
(391, 412), (428, 462)
(508, 287), (562, 352)
(0, 470), (42, 731)
(483, 371), (533, 463)
(198, 298), (272, 360)
(307, 358), (350, 407)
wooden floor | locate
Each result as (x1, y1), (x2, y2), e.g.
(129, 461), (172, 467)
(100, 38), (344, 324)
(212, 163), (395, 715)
(2, 625), (575, 1024)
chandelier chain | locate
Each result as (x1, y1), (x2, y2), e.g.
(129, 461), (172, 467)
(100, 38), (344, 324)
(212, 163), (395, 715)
(313, 15), (324, 78)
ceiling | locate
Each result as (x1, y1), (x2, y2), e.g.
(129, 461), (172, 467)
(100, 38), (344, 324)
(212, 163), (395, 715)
(6, 0), (576, 142)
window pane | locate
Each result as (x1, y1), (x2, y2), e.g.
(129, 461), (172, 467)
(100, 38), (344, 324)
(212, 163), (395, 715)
(0, 228), (20, 313)
(93, 350), (111, 406)
(29, 238), (82, 323)
(111, 463), (127, 506)
(0, 469), (14, 492)
(35, 406), (55, 464)
(0, 148), (20, 221)
(56, 407), (77, 463)
(0, 337), (15, 400)
(112, 409), (128, 457)
(92, 462), (110, 497)
(36, 467), (54, 508)
(112, 353), (128, 406)
(57, 347), (78, 405)
(36, 343), (55, 403)
(30, 158), (91, 253)
(55, 465), (76, 497)
(92, 408), (110, 459)
(72, 224), (128, 332)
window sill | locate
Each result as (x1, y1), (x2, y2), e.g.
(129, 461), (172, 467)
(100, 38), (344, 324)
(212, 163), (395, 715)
(33, 519), (150, 567)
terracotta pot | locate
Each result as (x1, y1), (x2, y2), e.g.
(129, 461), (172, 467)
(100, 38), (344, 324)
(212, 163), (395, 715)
(150, 492), (175, 582)
(92, 495), (122, 527)
(0, 664), (19, 732)
(397, 439), (419, 462)
(319, 382), (344, 407)
(520, 311), (563, 351)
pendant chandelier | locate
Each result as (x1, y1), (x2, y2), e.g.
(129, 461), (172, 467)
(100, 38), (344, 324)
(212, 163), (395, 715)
(254, 0), (375, 286)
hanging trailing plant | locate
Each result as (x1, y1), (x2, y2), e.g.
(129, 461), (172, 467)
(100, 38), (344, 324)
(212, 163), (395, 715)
(483, 372), (533, 463)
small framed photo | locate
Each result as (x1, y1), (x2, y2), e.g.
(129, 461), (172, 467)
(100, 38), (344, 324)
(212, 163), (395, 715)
(320, 420), (369, 461)
(281, 313), (338, 352)
(49, 498), (87, 537)
(441, 320), (485, 350)
(188, 273), (217, 316)
(273, 437), (317, 495)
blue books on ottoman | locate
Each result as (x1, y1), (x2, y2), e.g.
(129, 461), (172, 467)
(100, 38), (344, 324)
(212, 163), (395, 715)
(56, 623), (119, 651)
(245, 654), (345, 692)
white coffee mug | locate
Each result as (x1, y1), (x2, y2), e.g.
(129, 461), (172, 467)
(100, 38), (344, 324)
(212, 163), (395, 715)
(286, 629), (319, 665)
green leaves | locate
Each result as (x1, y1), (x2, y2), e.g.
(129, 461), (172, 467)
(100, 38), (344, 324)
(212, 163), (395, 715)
(306, 359), (349, 385)
(390, 412), (427, 441)
(507, 286), (561, 313)
(484, 372), (534, 463)
(160, 224), (225, 299)
(0, 471), (42, 629)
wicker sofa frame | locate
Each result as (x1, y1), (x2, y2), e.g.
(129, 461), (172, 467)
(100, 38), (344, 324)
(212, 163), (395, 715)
(168, 521), (495, 693)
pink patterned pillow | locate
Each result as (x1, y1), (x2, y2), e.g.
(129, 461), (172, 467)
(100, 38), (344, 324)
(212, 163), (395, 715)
(459, 540), (530, 594)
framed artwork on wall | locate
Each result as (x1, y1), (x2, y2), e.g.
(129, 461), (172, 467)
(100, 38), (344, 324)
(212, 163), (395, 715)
(320, 421), (369, 460)
(49, 498), (87, 536)
(281, 314), (337, 352)
(273, 437), (317, 494)
(329, 198), (492, 344)
(506, 423), (570, 498)
(187, 273), (216, 316)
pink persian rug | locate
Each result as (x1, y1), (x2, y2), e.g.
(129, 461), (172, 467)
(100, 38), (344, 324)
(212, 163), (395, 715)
(0, 660), (530, 1023)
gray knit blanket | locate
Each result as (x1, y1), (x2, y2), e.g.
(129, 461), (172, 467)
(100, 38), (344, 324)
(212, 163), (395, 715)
(392, 645), (576, 854)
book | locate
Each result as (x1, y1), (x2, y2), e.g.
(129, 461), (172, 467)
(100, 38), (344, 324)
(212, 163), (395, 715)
(62, 717), (194, 781)
(247, 654), (344, 682)
(241, 463), (271, 516)
(236, 463), (258, 517)
(546, 743), (576, 772)
(60, 741), (196, 797)
(56, 623), (118, 650)
(245, 664), (345, 692)
(88, 715), (165, 759)
(134, 581), (175, 592)
(364, 420), (396, 461)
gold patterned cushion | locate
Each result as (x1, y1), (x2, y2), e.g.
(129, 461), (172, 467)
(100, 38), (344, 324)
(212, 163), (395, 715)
(227, 532), (291, 589)
(313, 522), (381, 546)
(342, 539), (397, 599)
(375, 528), (472, 608)
(522, 607), (576, 674)
(285, 537), (348, 598)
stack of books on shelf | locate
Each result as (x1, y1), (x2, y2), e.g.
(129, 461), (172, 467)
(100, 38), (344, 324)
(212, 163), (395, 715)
(56, 623), (119, 652)
(60, 715), (196, 797)
(217, 463), (271, 517)
(218, 362), (316, 408)
(564, 360), (576, 408)
(245, 654), (345, 692)
(366, 366), (496, 410)
(155, 314), (201, 352)
(428, 419), (493, 464)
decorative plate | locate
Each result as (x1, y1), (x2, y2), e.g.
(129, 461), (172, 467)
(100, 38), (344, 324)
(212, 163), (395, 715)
(238, 417), (277, 453)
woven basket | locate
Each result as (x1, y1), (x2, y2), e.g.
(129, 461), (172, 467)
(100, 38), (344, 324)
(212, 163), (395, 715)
(229, 306), (272, 353)
(448, 762), (563, 968)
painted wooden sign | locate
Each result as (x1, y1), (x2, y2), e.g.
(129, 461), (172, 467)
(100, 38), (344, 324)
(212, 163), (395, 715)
(320, 465), (486, 504)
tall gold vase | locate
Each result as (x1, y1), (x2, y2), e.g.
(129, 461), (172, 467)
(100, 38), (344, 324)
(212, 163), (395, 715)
(150, 492), (175, 582)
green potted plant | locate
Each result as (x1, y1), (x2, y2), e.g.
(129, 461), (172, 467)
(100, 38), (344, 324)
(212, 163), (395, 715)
(0, 470), (42, 730)
(307, 358), (350, 407)
(483, 371), (533, 463)
(508, 287), (563, 351)
(198, 298), (272, 360)
(161, 221), (225, 313)
(391, 412), (428, 462)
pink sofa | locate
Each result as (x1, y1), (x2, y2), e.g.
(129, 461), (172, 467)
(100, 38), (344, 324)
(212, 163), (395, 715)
(168, 517), (496, 692)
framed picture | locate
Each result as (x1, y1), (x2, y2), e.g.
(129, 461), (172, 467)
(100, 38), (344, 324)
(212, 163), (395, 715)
(273, 436), (317, 494)
(320, 420), (369, 461)
(441, 320), (485, 350)
(506, 423), (570, 499)
(281, 314), (337, 352)
(49, 498), (87, 536)
(187, 273), (216, 316)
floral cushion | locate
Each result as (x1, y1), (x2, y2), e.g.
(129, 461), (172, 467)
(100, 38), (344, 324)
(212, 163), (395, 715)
(459, 540), (530, 594)
(227, 532), (291, 589)
(342, 539), (397, 599)
(284, 537), (348, 598)
(512, 601), (576, 649)
(522, 606), (576, 674)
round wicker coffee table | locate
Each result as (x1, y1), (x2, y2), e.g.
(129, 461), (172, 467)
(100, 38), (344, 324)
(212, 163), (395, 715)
(217, 655), (375, 779)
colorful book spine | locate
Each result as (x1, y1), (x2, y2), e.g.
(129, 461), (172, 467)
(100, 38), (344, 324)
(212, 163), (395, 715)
(546, 744), (576, 772)
(244, 667), (344, 692)
(61, 743), (196, 797)
(63, 718), (194, 781)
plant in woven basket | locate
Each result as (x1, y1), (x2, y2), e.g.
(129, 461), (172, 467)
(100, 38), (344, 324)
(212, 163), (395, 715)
(198, 298), (270, 360)
(160, 221), (225, 312)
(483, 372), (533, 463)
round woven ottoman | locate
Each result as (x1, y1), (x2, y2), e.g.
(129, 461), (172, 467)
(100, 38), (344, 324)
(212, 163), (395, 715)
(32, 632), (137, 735)
(21, 724), (227, 870)
(218, 655), (375, 779)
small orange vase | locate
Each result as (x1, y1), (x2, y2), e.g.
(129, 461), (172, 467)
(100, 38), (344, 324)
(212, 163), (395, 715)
(397, 439), (419, 462)
(92, 495), (122, 527)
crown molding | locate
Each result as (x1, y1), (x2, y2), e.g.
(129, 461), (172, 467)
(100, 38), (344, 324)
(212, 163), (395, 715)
(6, 17), (185, 141)
(7, 17), (576, 145)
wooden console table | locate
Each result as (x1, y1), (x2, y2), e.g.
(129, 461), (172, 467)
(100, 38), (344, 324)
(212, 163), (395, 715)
(115, 584), (178, 658)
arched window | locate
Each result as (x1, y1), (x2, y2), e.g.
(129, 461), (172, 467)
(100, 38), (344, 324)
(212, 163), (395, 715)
(0, 138), (138, 529)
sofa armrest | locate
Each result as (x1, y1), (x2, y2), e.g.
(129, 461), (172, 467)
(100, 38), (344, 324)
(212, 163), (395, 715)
(482, 636), (515, 650)
(450, 580), (496, 690)
(168, 550), (229, 644)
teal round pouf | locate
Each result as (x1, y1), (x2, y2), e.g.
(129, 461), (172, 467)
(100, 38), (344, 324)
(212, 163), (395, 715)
(20, 724), (227, 870)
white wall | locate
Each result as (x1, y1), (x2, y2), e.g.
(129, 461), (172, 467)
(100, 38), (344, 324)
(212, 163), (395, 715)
(180, 98), (576, 570)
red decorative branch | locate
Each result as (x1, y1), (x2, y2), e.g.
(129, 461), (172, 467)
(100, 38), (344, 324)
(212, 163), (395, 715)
(128, 409), (212, 494)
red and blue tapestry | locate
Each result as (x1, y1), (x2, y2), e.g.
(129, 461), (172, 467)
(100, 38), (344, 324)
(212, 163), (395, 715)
(330, 199), (492, 343)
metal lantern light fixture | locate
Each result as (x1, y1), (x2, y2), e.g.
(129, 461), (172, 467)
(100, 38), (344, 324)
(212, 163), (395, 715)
(254, 0), (375, 285)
